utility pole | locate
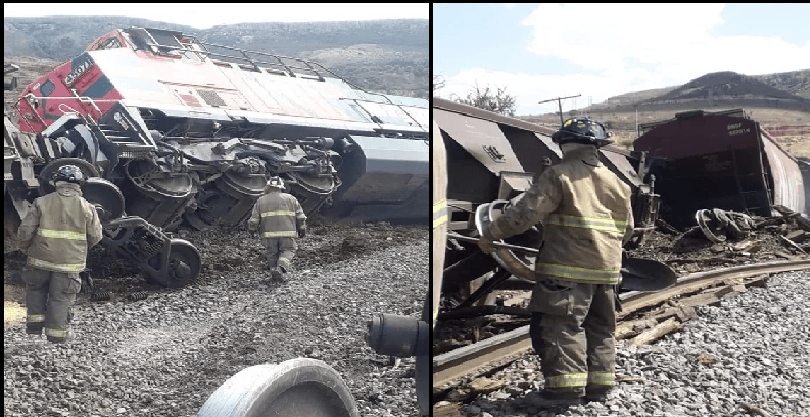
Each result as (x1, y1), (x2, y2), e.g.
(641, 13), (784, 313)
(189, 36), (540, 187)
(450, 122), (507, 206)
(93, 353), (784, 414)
(538, 94), (581, 125)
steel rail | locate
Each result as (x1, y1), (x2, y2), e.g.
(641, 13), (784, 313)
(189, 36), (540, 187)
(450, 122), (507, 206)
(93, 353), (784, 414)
(432, 258), (810, 389)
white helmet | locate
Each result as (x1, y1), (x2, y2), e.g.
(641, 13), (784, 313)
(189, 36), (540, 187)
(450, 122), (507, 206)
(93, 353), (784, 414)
(267, 176), (285, 190)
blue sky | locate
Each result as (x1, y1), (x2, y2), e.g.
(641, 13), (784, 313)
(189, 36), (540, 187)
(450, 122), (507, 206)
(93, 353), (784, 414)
(4, 3), (428, 29)
(433, 3), (810, 115)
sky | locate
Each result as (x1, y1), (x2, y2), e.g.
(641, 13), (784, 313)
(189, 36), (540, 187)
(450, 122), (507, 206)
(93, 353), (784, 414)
(433, 3), (810, 116)
(3, 3), (428, 28)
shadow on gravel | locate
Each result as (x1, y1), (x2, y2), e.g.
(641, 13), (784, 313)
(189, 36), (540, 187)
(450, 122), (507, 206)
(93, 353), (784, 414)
(469, 396), (586, 417)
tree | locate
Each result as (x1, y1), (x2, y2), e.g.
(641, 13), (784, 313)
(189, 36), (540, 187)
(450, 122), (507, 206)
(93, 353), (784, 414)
(456, 82), (517, 117)
(432, 74), (445, 93)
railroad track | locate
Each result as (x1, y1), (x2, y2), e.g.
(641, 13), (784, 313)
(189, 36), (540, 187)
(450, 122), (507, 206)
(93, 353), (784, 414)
(433, 258), (810, 389)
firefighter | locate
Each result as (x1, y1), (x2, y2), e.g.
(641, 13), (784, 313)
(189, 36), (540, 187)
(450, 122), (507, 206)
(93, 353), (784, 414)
(478, 117), (634, 406)
(247, 176), (306, 282)
(16, 165), (103, 344)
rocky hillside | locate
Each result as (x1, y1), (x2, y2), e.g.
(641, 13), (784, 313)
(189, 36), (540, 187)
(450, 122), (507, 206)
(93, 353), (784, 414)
(650, 71), (802, 102)
(752, 70), (810, 99)
(3, 17), (428, 98)
(588, 70), (810, 113)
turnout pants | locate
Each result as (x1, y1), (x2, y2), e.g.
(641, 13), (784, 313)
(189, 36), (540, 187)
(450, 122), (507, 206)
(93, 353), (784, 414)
(263, 237), (297, 272)
(23, 268), (82, 341)
(529, 279), (617, 393)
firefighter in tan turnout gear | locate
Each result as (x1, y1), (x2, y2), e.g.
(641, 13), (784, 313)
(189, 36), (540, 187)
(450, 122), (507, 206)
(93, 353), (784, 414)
(248, 176), (306, 282)
(16, 165), (103, 344)
(478, 118), (634, 406)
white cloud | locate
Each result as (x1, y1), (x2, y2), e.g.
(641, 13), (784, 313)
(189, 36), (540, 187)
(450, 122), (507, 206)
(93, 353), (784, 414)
(439, 3), (810, 114)
(437, 68), (626, 116)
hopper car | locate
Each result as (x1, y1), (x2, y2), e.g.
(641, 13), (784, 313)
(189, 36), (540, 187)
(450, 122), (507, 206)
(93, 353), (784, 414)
(635, 108), (807, 228)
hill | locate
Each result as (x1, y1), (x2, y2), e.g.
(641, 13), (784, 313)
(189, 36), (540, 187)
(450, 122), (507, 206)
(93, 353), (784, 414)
(3, 16), (428, 98)
(651, 71), (802, 102)
(526, 69), (810, 158)
(585, 70), (810, 114)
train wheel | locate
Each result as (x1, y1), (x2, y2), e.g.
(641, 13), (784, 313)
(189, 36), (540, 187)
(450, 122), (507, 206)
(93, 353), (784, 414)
(197, 358), (359, 417)
(163, 239), (201, 288)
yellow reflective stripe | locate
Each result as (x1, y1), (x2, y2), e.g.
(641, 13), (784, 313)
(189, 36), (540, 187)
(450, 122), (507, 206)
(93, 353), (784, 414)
(433, 214), (447, 229)
(45, 327), (67, 338)
(588, 371), (616, 385)
(546, 372), (588, 388)
(547, 214), (627, 233)
(263, 231), (297, 238)
(38, 229), (86, 240)
(29, 257), (85, 272)
(536, 263), (620, 283)
(278, 257), (290, 265)
(27, 314), (45, 323)
(433, 199), (447, 213)
(261, 210), (296, 217)
(433, 199), (447, 229)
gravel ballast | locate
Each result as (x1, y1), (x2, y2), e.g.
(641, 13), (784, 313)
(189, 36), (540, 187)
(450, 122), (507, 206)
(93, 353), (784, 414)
(4, 223), (427, 417)
(455, 269), (810, 417)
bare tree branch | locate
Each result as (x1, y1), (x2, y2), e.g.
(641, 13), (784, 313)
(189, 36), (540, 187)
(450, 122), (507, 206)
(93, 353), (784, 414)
(456, 81), (517, 117)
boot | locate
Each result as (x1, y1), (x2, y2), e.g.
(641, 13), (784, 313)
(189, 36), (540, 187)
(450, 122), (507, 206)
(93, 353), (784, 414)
(276, 265), (289, 282)
(47, 336), (67, 344)
(525, 389), (584, 407)
(585, 387), (613, 402)
(26, 325), (43, 335)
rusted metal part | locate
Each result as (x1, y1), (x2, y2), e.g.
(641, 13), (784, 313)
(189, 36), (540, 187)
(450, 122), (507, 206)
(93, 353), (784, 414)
(432, 259), (810, 390)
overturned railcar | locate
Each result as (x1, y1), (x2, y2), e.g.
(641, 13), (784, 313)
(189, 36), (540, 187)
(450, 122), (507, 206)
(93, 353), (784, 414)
(634, 109), (806, 228)
(432, 97), (659, 312)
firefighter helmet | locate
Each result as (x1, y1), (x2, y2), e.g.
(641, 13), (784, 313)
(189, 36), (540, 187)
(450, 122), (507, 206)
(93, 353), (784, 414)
(52, 164), (86, 185)
(267, 176), (285, 190)
(551, 117), (613, 147)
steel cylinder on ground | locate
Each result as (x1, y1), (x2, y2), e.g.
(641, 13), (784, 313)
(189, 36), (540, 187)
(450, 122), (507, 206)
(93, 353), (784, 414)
(197, 358), (359, 417)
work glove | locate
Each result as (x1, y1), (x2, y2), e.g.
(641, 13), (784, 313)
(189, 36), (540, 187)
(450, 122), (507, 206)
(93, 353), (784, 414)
(298, 225), (307, 238)
(477, 225), (497, 254)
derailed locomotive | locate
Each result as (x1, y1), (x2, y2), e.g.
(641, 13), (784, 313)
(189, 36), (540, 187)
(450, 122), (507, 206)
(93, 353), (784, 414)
(4, 27), (428, 287)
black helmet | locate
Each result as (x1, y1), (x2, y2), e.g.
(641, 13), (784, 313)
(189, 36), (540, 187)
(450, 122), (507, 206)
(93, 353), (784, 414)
(52, 164), (86, 185)
(266, 176), (285, 190)
(551, 117), (613, 147)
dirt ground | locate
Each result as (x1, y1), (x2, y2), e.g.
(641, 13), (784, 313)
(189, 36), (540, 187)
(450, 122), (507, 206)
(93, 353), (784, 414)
(5, 222), (428, 417)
